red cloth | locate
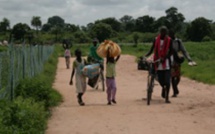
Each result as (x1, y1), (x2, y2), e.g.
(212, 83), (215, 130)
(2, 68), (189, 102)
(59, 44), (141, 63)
(154, 35), (171, 70)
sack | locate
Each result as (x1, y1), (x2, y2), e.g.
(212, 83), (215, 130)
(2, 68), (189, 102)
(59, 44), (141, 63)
(82, 63), (100, 79)
(173, 51), (184, 64)
(97, 40), (121, 58)
(137, 57), (148, 70)
(88, 75), (99, 88)
(173, 40), (184, 64)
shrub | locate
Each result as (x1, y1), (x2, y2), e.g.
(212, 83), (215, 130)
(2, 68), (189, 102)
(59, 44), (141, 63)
(0, 97), (47, 134)
(202, 36), (212, 42)
(15, 77), (62, 109)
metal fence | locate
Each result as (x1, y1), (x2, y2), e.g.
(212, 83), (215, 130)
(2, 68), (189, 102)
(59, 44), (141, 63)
(0, 43), (54, 100)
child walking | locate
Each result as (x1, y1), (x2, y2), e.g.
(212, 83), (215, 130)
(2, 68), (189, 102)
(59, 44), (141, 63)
(106, 48), (120, 105)
(69, 49), (87, 106)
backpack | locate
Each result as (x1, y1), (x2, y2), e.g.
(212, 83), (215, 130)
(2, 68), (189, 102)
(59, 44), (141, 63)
(173, 39), (184, 64)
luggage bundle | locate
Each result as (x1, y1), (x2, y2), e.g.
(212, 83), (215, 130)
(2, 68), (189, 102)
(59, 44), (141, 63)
(96, 40), (121, 58)
(82, 63), (100, 79)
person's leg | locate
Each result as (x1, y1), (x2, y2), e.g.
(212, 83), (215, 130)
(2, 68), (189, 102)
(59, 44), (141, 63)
(77, 93), (85, 106)
(157, 71), (166, 98)
(172, 76), (178, 97)
(164, 70), (171, 103)
(111, 78), (117, 104)
(106, 79), (112, 105)
(172, 64), (181, 96)
(176, 76), (180, 94)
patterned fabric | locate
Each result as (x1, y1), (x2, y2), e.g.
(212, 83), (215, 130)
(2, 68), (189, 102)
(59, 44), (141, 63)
(171, 63), (181, 77)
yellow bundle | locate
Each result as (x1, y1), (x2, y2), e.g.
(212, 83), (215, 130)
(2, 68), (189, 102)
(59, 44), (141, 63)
(96, 40), (121, 58)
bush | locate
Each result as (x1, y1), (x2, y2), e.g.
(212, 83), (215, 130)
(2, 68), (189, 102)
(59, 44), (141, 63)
(202, 36), (212, 42)
(15, 77), (62, 109)
(0, 97), (47, 134)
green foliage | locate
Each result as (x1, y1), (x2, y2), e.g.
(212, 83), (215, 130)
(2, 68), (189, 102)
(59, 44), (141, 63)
(0, 46), (7, 52)
(165, 7), (185, 32)
(202, 36), (212, 42)
(12, 23), (31, 41)
(0, 97), (47, 134)
(0, 46), (62, 133)
(90, 22), (114, 42)
(181, 41), (215, 84)
(15, 77), (61, 109)
(73, 31), (91, 43)
(135, 15), (156, 33)
(133, 32), (140, 47)
(95, 17), (122, 32)
(187, 17), (212, 41)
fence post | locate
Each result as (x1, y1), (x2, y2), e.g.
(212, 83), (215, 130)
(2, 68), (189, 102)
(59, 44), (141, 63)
(22, 43), (25, 79)
(0, 58), (2, 90)
(9, 42), (14, 101)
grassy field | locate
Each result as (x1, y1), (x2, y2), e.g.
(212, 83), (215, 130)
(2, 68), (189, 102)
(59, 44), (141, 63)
(68, 41), (215, 85)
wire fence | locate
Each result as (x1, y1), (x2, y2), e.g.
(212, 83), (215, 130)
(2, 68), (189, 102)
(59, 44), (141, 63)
(0, 43), (54, 101)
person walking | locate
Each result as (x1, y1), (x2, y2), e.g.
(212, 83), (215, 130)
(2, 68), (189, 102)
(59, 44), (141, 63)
(106, 47), (120, 105)
(145, 26), (173, 103)
(63, 39), (72, 69)
(169, 30), (196, 97)
(69, 49), (87, 106)
(88, 38), (103, 63)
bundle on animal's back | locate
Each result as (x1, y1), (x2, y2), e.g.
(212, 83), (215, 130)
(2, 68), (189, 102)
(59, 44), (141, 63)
(96, 40), (121, 58)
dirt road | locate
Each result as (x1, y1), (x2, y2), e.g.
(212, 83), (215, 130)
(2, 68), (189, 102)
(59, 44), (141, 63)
(46, 55), (215, 134)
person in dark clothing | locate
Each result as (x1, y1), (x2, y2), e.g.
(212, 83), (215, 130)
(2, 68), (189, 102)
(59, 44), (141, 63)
(145, 26), (173, 103)
(62, 39), (72, 50)
(169, 30), (196, 97)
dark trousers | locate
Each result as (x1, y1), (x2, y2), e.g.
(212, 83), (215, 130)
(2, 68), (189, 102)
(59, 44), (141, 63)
(172, 76), (180, 95)
(157, 70), (171, 101)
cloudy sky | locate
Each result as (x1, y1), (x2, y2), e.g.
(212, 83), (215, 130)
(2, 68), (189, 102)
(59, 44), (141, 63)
(0, 0), (214, 27)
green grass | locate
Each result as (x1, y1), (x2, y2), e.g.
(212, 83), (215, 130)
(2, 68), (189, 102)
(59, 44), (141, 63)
(181, 41), (215, 84)
(68, 41), (215, 85)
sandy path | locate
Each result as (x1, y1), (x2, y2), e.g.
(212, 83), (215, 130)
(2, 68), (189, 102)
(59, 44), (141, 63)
(46, 55), (215, 134)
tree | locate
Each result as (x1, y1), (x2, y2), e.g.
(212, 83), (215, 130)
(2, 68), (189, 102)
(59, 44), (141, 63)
(41, 23), (52, 32)
(73, 31), (90, 43)
(51, 25), (63, 42)
(187, 17), (212, 41)
(31, 16), (42, 33)
(120, 15), (135, 32)
(95, 17), (122, 32)
(12, 23), (31, 40)
(0, 18), (10, 33)
(47, 16), (65, 27)
(64, 23), (80, 33)
(135, 15), (155, 33)
(165, 7), (185, 32)
(153, 16), (168, 31)
(133, 32), (140, 47)
(90, 23), (113, 42)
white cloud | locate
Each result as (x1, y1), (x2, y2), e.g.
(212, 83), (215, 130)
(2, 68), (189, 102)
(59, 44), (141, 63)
(0, 0), (214, 27)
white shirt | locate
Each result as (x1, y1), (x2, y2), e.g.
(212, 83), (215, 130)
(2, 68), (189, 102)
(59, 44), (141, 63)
(157, 40), (170, 70)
